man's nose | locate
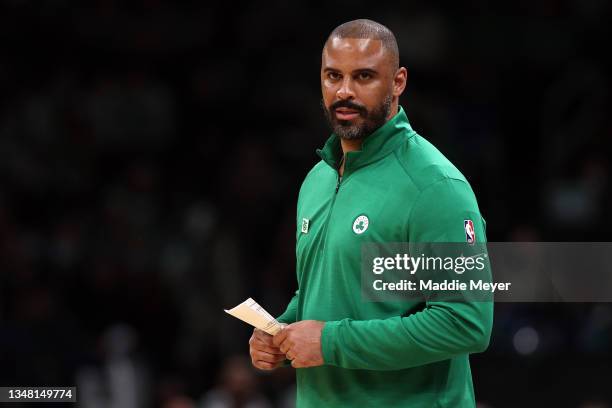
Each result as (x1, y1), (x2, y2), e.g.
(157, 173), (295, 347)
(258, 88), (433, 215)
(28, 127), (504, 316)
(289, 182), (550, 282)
(336, 77), (356, 100)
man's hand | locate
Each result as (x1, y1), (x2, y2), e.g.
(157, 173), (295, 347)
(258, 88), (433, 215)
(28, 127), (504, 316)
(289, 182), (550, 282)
(273, 320), (325, 368)
(249, 328), (287, 370)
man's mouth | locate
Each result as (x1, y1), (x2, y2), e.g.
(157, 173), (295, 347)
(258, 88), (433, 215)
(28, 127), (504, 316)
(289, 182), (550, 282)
(335, 107), (361, 121)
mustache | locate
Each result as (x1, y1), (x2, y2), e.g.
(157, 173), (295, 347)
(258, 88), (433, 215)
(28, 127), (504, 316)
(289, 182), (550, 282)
(329, 100), (368, 116)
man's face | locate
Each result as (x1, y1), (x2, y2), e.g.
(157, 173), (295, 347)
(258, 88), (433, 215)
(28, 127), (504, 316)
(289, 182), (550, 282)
(321, 37), (396, 140)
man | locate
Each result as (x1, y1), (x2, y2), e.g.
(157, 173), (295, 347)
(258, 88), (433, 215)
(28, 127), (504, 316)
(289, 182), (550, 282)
(248, 19), (493, 407)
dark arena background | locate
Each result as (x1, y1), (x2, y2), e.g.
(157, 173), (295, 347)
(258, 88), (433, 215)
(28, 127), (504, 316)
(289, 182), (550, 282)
(1, 1), (611, 407)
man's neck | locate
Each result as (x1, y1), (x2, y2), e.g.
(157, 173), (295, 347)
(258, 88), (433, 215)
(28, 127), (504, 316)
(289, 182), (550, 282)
(340, 138), (363, 155)
(339, 139), (362, 176)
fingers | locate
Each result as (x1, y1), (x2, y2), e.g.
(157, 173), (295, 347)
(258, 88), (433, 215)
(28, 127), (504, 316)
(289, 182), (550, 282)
(251, 350), (286, 370)
(252, 340), (284, 355)
(250, 329), (287, 371)
(253, 359), (284, 370)
(253, 350), (287, 364)
(253, 328), (275, 344)
(250, 332), (284, 355)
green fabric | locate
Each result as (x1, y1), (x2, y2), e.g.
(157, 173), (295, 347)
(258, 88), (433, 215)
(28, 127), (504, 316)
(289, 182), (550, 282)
(277, 107), (493, 407)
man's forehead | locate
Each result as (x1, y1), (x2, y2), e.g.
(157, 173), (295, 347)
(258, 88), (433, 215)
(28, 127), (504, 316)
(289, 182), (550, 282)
(326, 37), (384, 54)
(323, 37), (387, 65)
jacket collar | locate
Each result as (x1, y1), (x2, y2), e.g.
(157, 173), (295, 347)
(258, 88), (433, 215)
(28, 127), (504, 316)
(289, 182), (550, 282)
(316, 106), (416, 175)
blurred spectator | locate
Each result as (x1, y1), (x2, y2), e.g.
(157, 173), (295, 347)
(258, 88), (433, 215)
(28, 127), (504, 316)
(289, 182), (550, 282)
(77, 323), (150, 408)
(199, 355), (271, 408)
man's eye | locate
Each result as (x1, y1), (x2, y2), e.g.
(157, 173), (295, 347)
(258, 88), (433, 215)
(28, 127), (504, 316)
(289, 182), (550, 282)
(358, 72), (372, 80)
(327, 72), (340, 80)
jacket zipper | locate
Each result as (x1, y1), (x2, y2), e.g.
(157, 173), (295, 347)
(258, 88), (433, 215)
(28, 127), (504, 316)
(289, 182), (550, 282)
(320, 173), (342, 253)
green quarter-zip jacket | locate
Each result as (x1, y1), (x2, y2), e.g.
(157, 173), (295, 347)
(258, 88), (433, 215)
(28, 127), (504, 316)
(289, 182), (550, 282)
(277, 106), (493, 407)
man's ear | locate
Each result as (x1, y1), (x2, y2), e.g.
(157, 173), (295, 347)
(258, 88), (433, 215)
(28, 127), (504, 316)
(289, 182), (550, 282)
(393, 67), (408, 97)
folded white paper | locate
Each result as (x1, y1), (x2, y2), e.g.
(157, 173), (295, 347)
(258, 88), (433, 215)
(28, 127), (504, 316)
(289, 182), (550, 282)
(224, 298), (285, 335)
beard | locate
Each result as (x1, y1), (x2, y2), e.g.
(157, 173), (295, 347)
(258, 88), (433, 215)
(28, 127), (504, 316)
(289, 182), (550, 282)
(322, 95), (393, 141)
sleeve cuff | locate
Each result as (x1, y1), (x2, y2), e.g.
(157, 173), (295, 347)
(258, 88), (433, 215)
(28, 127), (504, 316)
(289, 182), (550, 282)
(276, 314), (291, 325)
(322, 320), (341, 366)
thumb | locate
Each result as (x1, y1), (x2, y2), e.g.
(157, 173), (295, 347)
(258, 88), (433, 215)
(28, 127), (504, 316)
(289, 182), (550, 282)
(273, 325), (289, 347)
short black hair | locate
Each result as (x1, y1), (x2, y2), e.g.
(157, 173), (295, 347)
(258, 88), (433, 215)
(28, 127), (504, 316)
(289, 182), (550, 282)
(326, 19), (399, 69)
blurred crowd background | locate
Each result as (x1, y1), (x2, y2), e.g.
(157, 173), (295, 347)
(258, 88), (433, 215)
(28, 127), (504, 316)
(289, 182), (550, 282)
(1, 0), (611, 407)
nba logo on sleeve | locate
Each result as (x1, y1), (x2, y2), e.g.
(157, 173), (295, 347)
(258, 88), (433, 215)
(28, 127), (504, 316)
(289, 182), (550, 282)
(464, 219), (476, 244)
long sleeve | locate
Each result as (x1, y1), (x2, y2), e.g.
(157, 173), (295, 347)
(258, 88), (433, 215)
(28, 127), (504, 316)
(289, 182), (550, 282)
(321, 178), (494, 370)
(277, 290), (299, 324)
